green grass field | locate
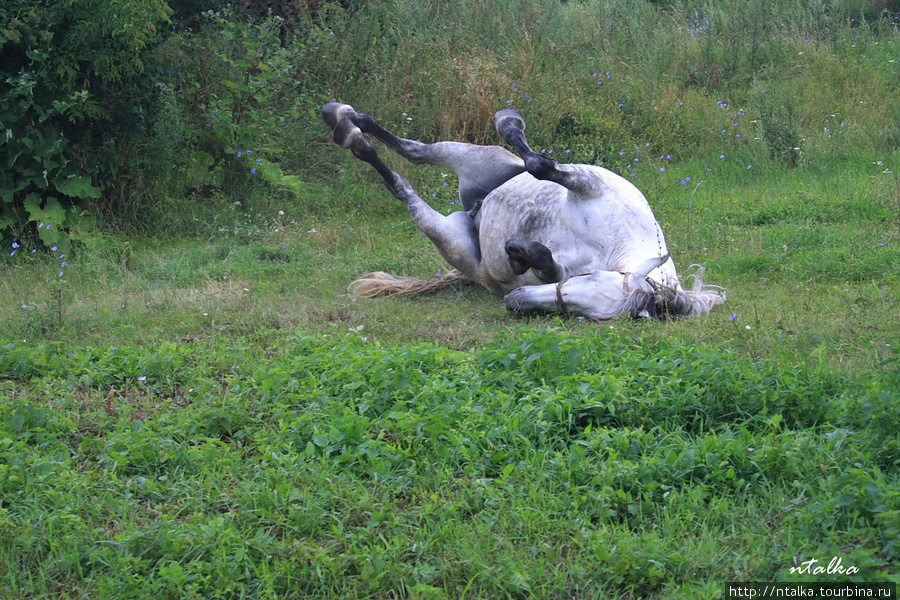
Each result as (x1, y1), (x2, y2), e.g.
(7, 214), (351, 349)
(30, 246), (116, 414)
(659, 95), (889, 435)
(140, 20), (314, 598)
(2, 0), (900, 597)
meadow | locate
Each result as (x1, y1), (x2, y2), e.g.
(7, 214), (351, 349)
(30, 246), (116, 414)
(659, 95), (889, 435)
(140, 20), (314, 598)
(1, 0), (900, 597)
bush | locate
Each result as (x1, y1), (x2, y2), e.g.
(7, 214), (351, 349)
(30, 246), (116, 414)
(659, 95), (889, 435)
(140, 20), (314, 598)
(0, 0), (171, 248)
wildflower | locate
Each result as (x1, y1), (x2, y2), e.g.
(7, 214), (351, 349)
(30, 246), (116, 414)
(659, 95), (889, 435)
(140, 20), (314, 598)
(279, 210), (284, 215)
(685, 177), (691, 182)
(251, 168), (256, 173)
(247, 150), (252, 155)
(11, 242), (18, 249)
(257, 159), (262, 165)
(61, 261), (67, 267)
(51, 246), (57, 251)
(681, 180), (687, 185)
(58, 271), (64, 277)
(237, 152), (242, 157)
(729, 312), (737, 321)
(748, 165), (752, 169)
(660, 167), (666, 172)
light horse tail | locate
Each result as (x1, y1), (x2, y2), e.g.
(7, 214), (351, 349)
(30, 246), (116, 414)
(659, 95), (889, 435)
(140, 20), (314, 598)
(348, 269), (476, 298)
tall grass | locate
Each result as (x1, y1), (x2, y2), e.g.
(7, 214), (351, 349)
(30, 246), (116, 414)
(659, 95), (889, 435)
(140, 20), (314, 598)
(304, 0), (899, 166)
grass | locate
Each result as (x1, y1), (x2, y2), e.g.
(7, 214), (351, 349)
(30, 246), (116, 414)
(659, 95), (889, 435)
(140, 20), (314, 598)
(3, 149), (898, 371)
(1, 326), (898, 598)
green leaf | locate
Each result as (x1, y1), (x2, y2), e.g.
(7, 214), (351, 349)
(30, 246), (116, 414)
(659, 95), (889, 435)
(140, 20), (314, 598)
(54, 173), (101, 199)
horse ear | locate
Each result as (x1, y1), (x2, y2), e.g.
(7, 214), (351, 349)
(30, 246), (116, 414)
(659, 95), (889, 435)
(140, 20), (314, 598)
(632, 254), (669, 280)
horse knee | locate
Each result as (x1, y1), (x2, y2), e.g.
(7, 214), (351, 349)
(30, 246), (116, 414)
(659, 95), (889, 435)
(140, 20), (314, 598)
(525, 242), (554, 272)
(505, 239), (561, 281)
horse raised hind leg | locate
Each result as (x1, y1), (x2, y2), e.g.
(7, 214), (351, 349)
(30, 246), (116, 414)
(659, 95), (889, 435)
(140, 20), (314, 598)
(328, 117), (487, 288)
(323, 102), (525, 218)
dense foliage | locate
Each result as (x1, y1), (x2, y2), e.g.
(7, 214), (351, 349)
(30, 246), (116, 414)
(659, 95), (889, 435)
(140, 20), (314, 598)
(1, 329), (898, 597)
(0, 0), (171, 248)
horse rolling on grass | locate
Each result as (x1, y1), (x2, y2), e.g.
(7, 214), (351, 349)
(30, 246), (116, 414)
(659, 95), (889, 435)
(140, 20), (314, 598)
(323, 102), (725, 320)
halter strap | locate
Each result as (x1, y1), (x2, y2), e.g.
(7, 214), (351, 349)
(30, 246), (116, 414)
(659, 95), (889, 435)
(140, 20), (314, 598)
(555, 271), (659, 316)
(555, 275), (573, 315)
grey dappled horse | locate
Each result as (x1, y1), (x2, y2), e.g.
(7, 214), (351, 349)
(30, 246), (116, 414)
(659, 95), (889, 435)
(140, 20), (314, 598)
(323, 103), (725, 320)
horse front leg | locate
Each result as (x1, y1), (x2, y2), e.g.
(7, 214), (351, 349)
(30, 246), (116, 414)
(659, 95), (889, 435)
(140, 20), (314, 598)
(493, 109), (598, 198)
(329, 118), (485, 284)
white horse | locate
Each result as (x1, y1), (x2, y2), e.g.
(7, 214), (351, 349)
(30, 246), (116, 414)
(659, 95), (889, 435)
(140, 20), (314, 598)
(323, 103), (724, 320)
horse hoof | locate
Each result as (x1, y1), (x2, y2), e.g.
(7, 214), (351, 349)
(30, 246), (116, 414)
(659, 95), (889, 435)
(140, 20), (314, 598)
(493, 108), (526, 132)
(322, 102), (358, 129)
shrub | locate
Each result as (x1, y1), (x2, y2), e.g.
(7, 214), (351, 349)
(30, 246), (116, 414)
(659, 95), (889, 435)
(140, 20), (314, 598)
(0, 0), (171, 247)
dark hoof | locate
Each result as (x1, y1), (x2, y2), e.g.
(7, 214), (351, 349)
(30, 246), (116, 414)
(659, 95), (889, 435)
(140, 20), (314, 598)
(505, 239), (530, 275)
(493, 109), (526, 132)
(322, 102), (357, 129)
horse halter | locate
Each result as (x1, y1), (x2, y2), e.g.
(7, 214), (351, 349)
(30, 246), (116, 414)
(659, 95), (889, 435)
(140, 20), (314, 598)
(555, 271), (664, 316)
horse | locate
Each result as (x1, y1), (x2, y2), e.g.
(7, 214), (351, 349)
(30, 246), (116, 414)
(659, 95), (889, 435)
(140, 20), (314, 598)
(322, 102), (725, 320)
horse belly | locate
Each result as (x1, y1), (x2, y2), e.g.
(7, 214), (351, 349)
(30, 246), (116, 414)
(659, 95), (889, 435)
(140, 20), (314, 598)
(478, 177), (596, 291)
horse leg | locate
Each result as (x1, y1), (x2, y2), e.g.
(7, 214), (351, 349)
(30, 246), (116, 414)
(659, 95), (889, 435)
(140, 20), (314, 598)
(324, 103), (525, 217)
(504, 239), (563, 282)
(493, 109), (598, 197)
(331, 118), (484, 280)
